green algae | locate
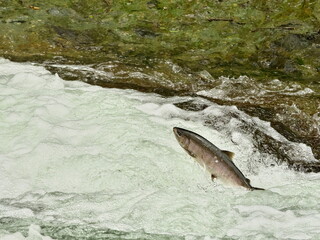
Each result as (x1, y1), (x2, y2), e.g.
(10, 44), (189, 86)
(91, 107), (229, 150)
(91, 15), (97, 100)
(0, 0), (319, 81)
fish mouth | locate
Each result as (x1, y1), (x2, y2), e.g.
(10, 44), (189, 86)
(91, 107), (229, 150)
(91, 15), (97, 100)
(173, 127), (183, 137)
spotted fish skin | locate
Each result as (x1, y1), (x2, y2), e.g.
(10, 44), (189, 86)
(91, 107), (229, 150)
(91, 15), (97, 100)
(173, 127), (264, 191)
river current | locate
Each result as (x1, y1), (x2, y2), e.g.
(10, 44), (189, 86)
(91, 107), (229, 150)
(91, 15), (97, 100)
(0, 59), (319, 239)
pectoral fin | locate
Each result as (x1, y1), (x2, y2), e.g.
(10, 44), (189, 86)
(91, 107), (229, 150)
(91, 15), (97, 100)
(222, 150), (235, 160)
(185, 149), (196, 158)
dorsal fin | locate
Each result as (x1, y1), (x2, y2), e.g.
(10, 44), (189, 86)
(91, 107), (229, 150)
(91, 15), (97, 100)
(222, 150), (235, 159)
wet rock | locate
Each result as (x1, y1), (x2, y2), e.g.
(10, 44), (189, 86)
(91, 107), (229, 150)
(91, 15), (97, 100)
(147, 0), (160, 9)
(4, 17), (28, 24)
(52, 26), (94, 47)
(47, 7), (75, 17)
(280, 34), (309, 51)
(135, 28), (160, 38)
(283, 60), (298, 74)
(174, 101), (209, 112)
(238, 103), (320, 161)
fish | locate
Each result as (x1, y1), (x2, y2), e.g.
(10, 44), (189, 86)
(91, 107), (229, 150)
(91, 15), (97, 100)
(173, 127), (264, 191)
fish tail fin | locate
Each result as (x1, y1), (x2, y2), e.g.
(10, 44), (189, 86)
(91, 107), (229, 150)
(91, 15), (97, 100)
(251, 186), (265, 191)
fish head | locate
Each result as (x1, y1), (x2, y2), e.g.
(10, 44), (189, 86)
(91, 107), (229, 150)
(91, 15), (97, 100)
(173, 127), (191, 149)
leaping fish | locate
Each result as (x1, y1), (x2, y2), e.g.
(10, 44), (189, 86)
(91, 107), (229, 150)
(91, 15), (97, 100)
(173, 127), (264, 191)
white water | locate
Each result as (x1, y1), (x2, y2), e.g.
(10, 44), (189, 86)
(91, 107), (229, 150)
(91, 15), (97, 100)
(0, 59), (319, 239)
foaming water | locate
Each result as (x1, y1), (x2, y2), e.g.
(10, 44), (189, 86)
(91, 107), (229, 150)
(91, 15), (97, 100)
(0, 59), (319, 239)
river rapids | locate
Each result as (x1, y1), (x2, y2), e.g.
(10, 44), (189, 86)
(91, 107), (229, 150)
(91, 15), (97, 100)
(0, 59), (319, 239)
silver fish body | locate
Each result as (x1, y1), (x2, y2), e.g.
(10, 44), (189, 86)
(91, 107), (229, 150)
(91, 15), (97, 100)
(173, 127), (264, 191)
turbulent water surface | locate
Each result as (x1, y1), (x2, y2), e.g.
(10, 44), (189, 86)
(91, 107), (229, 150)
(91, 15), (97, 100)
(0, 59), (319, 239)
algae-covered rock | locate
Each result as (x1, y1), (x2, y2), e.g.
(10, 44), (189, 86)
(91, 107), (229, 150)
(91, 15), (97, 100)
(0, 0), (319, 80)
